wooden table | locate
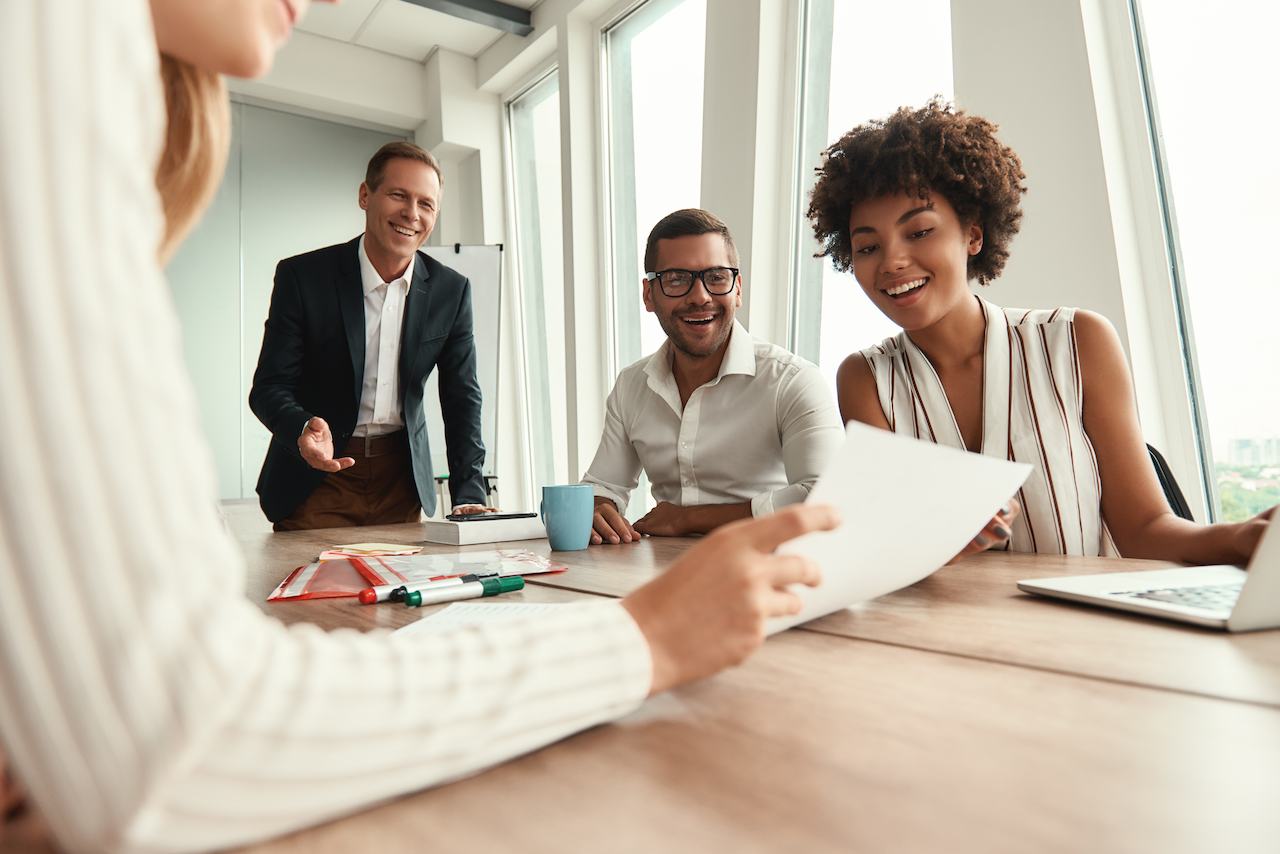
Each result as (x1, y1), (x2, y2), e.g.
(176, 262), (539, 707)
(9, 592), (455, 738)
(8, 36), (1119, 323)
(512, 537), (1280, 708)
(228, 504), (1280, 708)
(217, 509), (1280, 853)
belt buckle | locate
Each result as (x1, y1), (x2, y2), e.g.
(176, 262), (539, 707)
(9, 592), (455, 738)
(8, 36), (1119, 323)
(363, 434), (377, 457)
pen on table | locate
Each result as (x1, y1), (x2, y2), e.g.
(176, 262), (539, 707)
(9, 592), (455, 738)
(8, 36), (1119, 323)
(357, 573), (498, 605)
(404, 576), (524, 607)
(358, 574), (452, 605)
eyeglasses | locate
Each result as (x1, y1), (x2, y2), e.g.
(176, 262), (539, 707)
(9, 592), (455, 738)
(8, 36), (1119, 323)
(644, 267), (740, 298)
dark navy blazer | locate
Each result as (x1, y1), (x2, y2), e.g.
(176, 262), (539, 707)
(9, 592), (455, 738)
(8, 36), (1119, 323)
(249, 236), (485, 521)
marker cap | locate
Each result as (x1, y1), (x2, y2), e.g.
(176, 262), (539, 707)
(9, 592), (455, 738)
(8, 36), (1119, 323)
(403, 576), (525, 606)
(482, 576), (524, 595)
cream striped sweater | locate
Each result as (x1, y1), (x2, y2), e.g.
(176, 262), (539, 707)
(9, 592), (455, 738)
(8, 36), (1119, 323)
(0, 3), (651, 851)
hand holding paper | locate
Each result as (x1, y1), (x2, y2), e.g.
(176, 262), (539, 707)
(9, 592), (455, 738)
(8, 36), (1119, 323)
(769, 422), (1031, 633)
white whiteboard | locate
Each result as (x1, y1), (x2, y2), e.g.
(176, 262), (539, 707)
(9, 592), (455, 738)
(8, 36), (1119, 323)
(421, 244), (501, 480)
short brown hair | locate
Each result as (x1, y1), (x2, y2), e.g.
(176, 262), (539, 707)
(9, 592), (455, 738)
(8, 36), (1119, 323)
(807, 100), (1026, 284)
(365, 141), (443, 190)
(643, 208), (740, 273)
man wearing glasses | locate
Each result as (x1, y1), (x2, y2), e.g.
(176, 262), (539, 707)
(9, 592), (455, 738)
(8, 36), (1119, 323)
(583, 208), (842, 543)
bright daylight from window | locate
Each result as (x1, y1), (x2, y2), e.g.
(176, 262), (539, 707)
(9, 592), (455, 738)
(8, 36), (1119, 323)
(798, 0), (953, 394)
(1139, 0), (1280, 520)
(510, 74), (567, 485)
(608, 0), (706, 369)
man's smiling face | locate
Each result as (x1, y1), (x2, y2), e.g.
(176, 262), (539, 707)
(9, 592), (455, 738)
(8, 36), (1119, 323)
(643, 232), (742, 360)
(359, 157), (440, 273)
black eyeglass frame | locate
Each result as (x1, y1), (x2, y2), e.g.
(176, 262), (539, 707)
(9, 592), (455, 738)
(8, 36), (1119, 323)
(643, 266), (741, 298)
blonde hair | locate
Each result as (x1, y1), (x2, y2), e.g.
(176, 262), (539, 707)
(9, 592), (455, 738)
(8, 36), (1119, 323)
(155, 55), (230, 263)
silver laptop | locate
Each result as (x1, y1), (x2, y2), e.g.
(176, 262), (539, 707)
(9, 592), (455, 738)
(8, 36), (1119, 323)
(1017, 517), (1280, 631)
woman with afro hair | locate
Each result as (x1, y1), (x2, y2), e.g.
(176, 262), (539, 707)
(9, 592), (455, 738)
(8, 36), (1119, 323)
(808, 100), (1273, 562)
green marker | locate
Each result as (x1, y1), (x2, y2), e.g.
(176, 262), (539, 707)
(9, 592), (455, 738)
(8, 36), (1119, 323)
(404, 575), (524, 607)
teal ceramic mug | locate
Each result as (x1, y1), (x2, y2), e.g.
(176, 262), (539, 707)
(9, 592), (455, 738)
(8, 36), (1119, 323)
(540, 484), (595, 551)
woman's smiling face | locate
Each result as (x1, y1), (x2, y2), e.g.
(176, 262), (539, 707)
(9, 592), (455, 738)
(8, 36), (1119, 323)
(847, 191), (984, 331)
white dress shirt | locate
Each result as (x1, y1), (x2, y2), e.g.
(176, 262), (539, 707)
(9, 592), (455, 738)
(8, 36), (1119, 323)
(0, 3), (651, 851)
(583, 321), (843, 517)
(352, 236), (411, 437)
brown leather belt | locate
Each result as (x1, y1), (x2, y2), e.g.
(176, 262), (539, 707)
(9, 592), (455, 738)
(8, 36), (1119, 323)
(346, 430), (409, 458)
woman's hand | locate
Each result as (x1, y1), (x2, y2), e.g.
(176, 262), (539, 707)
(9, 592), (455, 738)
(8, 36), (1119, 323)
(621, 503), (839, 694)
(1230, 505), (1276, 565)
(950, 500), (1021, 563)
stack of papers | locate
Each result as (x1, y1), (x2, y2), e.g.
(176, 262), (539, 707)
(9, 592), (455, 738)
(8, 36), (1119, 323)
(319, 542), (423, 560)
(421, 516), (546, 545)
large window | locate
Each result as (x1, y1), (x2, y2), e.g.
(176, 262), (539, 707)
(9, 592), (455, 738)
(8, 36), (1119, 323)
(604, 0), (707, 517)
(605, 0), (707, 372)
(790, 0), (953, 394)
(509, 72), (569, 488)
(1134, 1), (1280, 521)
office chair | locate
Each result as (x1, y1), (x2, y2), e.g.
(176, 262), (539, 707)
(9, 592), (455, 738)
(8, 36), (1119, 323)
(1147, 444), (1195, 522)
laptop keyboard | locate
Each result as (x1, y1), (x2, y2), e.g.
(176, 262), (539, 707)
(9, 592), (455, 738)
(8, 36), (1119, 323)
(1123, 583), (1244, 612)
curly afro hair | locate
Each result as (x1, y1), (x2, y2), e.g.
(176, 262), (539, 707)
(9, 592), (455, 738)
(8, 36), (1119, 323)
(806, 100), (1026, 285)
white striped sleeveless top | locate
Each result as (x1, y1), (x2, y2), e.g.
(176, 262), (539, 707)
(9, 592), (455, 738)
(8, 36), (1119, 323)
(859, 297), (1119, 556)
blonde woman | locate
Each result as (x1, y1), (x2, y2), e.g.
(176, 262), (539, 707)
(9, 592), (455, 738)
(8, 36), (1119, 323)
(0, 1), (836, 850)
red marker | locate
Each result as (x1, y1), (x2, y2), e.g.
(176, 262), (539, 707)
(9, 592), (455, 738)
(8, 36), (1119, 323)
(357, 573), (457, 605)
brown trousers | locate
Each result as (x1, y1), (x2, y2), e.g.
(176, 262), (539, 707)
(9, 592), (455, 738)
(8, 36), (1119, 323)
(274, 431), (423, 531)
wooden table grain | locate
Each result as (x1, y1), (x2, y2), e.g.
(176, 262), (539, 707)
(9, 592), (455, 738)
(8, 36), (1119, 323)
(224, 504), (1280, 708)
(9, 505), (1271, 853)
(217, 507), (1280, 851)
(236, 631), (1280, 854)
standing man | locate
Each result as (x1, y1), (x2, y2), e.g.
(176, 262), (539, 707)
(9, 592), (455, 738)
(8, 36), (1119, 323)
(250, 142), (491, 530)
(584, 208), (843, 543)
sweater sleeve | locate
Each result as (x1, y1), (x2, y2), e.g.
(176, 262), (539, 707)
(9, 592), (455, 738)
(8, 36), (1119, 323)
(0, 3), (651, 853)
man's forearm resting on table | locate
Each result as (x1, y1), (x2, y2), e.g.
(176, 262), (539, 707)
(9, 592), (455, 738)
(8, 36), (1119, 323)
(682, 502), (753, 534)
(635, 501), (753, 537)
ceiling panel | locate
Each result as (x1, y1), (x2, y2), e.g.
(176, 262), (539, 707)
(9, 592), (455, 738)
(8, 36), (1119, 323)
(295, 0), (538, 61)
(294, 0), (384, 41)
(356, 1), (507, 61)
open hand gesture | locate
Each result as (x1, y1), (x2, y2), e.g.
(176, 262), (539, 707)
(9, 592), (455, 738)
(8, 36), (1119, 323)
(298, 417), (355, 473)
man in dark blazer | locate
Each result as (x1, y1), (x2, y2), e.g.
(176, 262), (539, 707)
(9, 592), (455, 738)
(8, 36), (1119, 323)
(249, 142), (491, 530)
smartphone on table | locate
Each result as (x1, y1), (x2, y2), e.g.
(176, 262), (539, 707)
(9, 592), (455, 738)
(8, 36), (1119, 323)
(444, 511), (538, 522)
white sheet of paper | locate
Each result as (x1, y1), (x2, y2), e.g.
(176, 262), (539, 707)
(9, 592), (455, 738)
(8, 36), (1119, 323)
(397, 602), (573, 634)
(769, 422), (1032, 633)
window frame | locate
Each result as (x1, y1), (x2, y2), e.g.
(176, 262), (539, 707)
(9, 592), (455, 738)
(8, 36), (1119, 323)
(506, 68), (568, 500)
(1126, 0), (1224, 520)
(786, 0), (833, 362)
(600, 0), (707, 374)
